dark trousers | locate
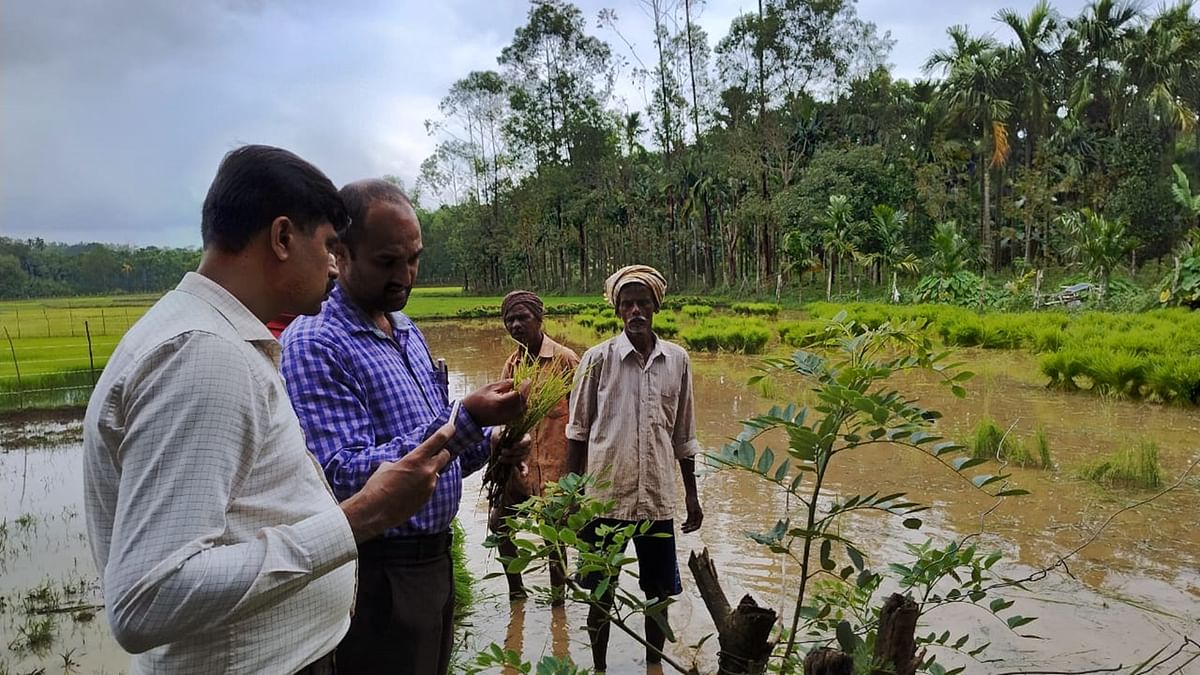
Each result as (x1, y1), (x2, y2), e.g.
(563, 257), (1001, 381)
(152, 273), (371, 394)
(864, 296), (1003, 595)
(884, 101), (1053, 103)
(295, 651), (335, 675)
(335, 534), (455, 675)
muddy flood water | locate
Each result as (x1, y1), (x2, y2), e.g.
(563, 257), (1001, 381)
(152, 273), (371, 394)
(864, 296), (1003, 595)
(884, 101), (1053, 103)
(2, 320), (1198, 674)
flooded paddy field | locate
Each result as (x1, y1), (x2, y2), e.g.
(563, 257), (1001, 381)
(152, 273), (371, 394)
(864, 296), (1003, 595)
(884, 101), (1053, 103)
(2, 320), (1197, 673)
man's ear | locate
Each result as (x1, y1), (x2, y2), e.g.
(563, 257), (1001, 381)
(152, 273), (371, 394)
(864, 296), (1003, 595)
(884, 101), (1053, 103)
(269, 216), (294, 261)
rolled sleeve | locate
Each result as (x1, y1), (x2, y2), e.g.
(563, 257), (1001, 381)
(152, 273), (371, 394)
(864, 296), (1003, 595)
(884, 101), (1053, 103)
(566, 349), (601, 441)
(672, 357), (700, 459)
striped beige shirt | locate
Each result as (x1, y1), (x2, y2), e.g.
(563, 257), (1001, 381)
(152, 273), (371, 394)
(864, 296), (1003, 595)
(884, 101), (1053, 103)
(83, 272), (357, 674)
(566, 331), (701, 521)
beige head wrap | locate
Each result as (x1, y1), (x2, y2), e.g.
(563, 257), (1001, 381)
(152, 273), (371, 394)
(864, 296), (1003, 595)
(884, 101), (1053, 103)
(603, 265), (667, 308)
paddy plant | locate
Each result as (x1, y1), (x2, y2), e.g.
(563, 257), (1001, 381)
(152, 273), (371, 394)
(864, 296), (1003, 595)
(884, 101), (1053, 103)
(679, 318), (772, 354)
(1079, 440), (1164, 489)
(731, 302), (782, 318)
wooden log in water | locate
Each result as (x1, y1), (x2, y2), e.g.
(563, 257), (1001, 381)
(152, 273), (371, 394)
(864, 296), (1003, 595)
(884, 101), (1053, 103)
(871, 593), (920, 675)
(688, 548), (777, 675)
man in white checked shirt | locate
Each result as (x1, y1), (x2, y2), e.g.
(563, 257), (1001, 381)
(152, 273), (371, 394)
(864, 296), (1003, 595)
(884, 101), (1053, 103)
(81, 145), (506, 674)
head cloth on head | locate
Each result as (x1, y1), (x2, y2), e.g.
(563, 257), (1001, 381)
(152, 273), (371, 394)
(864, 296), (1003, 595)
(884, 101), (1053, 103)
(501, 290), (544, 320)
(603, 265), (666, 308)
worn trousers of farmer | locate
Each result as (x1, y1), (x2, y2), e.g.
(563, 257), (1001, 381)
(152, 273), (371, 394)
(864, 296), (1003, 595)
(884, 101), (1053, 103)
(335, 534), (455, 674)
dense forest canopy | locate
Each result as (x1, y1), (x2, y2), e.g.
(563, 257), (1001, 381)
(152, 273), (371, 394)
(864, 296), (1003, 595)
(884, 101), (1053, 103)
(4, 0), (1198, 300)
(417, 0), (1200, 294)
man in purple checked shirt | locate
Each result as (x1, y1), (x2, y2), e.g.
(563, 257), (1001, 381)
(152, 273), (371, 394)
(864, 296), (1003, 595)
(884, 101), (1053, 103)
(281, 178), (528, 675)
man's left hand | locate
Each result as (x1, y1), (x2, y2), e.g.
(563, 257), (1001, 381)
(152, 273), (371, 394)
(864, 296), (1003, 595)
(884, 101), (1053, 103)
(492, 430), (532, 465)
(681, 494), (703, 533)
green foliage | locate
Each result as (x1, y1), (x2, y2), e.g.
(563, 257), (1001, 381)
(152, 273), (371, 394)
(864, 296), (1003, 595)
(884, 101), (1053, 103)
(1078, 440), (1164, 489)
(680, 304), (713, 318)
(709, 314), (1027, 671)
(679, 318), (771, 353)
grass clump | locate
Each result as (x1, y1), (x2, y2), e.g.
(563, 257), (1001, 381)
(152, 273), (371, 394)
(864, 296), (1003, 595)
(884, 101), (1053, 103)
(1079, 440), (1164, 489)
(680, 304), (713, 318)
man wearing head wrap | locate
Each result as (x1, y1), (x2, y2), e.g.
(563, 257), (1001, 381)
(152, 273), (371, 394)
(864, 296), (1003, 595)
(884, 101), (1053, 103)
(566, 264), (704, 672)
(491, 290), (580, 602)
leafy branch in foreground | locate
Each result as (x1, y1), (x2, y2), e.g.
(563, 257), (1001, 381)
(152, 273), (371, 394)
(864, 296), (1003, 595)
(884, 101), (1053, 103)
(707, 313), (1032, 674)
(473, 472), (699, 675)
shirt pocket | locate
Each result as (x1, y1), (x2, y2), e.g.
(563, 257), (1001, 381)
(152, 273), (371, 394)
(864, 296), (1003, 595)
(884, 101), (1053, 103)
(653, 377), (680, 429)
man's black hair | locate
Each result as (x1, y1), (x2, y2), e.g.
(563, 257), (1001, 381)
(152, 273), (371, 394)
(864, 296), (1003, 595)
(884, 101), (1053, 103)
(200, 144), (349, 252)
(337, 179), (414, 254)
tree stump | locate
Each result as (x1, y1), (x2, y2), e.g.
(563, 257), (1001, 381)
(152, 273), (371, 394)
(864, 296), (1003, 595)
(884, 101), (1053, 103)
(870, 593), (920, 675)
(803, 648), (852, 675)
(688, 548), (777, 675)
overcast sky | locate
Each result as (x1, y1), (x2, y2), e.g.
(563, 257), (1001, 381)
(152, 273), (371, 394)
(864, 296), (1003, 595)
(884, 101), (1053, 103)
(0, 0), (1092, 248)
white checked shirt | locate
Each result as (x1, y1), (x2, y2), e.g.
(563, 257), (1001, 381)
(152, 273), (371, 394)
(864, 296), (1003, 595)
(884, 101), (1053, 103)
(83, 272), (358, 674)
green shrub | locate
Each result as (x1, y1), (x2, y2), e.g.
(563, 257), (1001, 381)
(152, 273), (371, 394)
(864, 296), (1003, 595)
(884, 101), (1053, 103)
(681, 304), (713, 318)
(1079, 440), (1163, 489)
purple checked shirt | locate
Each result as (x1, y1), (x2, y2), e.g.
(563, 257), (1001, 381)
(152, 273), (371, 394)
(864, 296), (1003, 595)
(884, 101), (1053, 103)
(280, 284), (491, 538)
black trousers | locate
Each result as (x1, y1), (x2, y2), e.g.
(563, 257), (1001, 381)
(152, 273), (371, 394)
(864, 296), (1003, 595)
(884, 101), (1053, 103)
(335, 534), (455, 675)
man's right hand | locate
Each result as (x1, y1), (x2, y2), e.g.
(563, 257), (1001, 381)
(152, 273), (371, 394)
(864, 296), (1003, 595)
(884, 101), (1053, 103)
(462, 379), (527, 427)
(340, 423), (455, 543)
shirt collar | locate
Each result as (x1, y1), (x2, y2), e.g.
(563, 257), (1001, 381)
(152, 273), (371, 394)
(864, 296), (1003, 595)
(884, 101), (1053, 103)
(613, 329), (663, 365)
(537, 334), (563, 360)
(326, 282), (412, 339)
(176, 272), (276, 344)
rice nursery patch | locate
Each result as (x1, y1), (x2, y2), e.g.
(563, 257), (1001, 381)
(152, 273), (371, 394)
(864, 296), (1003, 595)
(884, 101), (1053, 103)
(679, 317), (771, 354)
(806, 303), (1200, 406)
(731, 302), (782, 318)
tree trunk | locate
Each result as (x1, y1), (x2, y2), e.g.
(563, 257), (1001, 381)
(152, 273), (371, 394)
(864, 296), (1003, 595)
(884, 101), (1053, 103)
(982, 163), (993, 270)
(688, 549), (777, 675)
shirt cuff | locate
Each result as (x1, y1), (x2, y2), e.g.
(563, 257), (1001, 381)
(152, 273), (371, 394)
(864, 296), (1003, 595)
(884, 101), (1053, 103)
(674, 438), (702, 459)
(446, 401), (485, 456)
(565, 423), (590, 442)
(286, 506), (359, 576)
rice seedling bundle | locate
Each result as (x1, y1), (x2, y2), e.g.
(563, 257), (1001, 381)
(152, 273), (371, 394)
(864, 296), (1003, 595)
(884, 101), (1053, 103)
(482, 351), (578, 507)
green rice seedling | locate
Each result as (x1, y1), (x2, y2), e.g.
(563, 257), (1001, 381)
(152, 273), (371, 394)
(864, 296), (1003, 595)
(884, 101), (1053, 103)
(1078, 440), (1163, 489)
(451, 519), (473, 622)
(1031, 327), (1065, 353)
(680, 304), (713, 318)
(680, 318), (771, 354)
(1034, 427), (1053, 469)
(655, 315), (680, 339)
(14, 615), (56, 653)
(591, 316), (622, 334)
(483, 353), (578, 506)
(731, 302), (781, 317)
(971, 418), (1007, 460)
(1004, 436), (1036, 467)
(777, 320), (831, 347)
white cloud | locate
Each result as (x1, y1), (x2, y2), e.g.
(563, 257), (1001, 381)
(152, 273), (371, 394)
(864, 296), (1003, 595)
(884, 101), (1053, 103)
(0, 0), (1098, 246)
